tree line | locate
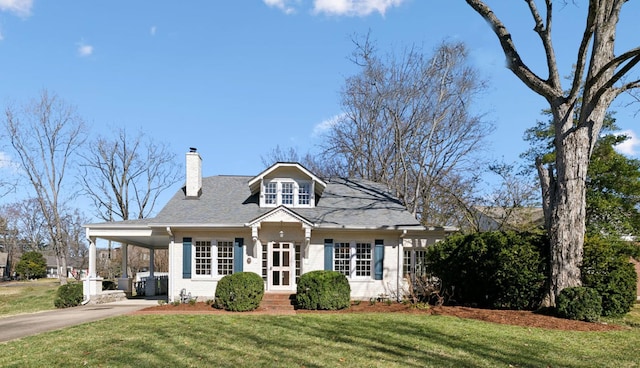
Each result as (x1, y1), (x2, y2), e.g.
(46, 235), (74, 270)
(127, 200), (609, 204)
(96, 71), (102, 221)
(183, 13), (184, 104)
(1, 91), (181, 284)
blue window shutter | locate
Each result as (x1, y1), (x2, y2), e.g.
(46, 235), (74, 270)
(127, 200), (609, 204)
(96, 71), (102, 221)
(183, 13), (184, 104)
(374, 239), (384, 280)
(234, 238), (244, 273)
(182, 237), (192, 278)
(324, 239), (333, 271)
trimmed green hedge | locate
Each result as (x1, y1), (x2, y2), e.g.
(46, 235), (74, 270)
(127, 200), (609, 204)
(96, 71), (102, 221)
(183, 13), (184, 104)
(425, 231), (548, 309)
(556, 287), (602, 322)
(582, 236), (638, 317)
(296, 270), (350, 310)
(214, 272), (264, 312)
(54, 283), (84, 308)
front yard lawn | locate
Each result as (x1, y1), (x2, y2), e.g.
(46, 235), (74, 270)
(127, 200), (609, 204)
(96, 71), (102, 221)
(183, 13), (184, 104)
(0, 310), (638, 367)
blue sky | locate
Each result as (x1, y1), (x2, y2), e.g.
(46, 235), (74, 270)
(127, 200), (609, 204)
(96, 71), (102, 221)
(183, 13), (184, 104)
(1, 0), (639, 217)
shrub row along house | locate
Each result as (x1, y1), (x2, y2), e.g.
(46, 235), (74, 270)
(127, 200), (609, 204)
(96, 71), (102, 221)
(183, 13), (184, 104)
(83, 149), (455, 303)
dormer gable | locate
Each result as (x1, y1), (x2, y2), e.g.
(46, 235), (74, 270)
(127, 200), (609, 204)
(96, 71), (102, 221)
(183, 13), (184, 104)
(248, 162), (326, 208)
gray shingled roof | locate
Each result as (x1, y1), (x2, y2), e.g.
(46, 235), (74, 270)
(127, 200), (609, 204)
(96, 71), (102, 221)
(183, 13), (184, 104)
(149, 175), (421, 229)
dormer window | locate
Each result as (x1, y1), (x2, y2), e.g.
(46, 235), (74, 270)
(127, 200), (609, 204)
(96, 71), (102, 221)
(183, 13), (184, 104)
(261, 179), (313, 208)
(248, 162), (326, 209)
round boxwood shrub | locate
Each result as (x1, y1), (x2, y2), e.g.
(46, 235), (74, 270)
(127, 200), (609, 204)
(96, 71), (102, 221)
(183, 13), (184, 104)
(556, 286), (602, 322)
(214, 272), (264, 312)
(582, 236), (638, 317)
(296, 270), (350, 310)
(54, 282), (84, 308)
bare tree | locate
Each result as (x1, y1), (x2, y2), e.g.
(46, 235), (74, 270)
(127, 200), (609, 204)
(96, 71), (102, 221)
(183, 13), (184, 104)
(80, 128), (181, 222)
(260, 145), (341, 178)
(80, 127), (181, 279)
(322, 36), (492, 226)
(466, 0), (640, 305)
(462, 162), (541, 233)
(3, 91), (87, 285)
(1, 199), (48, 251)
(62, 208), (89, 279)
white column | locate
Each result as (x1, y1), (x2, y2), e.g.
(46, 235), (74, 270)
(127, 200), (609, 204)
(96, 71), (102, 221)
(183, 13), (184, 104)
(83, 232), (103, 300)
(167, 227), (175, 302)
(149, 249), (155, 277)
(118, 244), (131, 294)
(145, 248), (157, 297)
(88, 236), (97, 278)
(121, 244), (128, 278)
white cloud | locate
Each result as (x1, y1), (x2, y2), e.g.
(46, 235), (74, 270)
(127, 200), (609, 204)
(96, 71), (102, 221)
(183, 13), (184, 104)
(150, 26), (157, 36)
(615, 129), (640, 156)
(0, 0), (32, 17)
(263, 0), (405, 16)
(312, 113), (344, 137)
(0, 151), (12, 169)
(263, 0), (297, 15)
(77, 41), (94, 57)
(313, 0), (405, 16)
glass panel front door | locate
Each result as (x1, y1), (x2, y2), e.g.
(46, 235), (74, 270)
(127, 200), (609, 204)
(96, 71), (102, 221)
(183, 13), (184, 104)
(268, 242), (295, 290)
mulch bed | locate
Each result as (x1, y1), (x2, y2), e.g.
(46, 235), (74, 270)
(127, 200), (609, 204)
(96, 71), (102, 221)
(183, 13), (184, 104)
(133, 301), (624, 332)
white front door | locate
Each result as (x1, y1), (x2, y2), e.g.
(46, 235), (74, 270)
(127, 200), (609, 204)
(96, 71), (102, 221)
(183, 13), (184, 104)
(268, 242), (295, 290)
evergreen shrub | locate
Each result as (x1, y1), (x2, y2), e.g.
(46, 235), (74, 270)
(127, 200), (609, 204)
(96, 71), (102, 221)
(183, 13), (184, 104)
(425, 231), (548, 309)
(556, 286), (602, 322)
(296, 270), (350, 310)
(214, 272), (264, 312)
(54, 283), (84, 308)
(582, 236), (637, 317)
(15, 251), (47, 280)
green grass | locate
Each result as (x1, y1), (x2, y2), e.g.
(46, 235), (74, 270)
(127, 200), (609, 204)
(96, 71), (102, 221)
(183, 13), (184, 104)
(0, 309), (639, 367)
(0, 279), (59, 316)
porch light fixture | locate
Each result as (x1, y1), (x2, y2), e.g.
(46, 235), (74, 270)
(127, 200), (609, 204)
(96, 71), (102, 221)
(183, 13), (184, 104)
(279, 221), (284, 238)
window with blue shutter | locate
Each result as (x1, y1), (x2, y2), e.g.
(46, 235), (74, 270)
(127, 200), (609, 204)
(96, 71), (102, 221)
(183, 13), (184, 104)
(323, 239), (333, 270)
(374, 239), (384, 280)
(182, 237), (192, 278)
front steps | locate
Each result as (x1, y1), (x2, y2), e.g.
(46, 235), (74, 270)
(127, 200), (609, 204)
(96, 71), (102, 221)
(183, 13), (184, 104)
(259, 292), (296, 313)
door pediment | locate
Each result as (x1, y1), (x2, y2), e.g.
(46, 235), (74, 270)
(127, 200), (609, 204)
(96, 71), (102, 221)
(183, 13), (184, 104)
(247, 205), (314, 227)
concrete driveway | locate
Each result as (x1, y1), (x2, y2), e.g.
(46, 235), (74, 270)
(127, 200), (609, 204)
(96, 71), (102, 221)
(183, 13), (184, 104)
(0, 299), (157, 343)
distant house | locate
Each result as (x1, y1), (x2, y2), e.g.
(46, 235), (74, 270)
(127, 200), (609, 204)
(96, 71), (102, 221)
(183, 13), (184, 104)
(45, 256), (59, 278)
(83, 150), (456, 302)
(471, 206), (544, 232)
(45, 255), (87, 280)
(0, 252), (8, 280)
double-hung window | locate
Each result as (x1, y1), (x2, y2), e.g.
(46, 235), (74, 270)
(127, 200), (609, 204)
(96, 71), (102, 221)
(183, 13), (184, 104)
(194, 240), (212, 276)
(193, 239), (234, 277)
(333, 242), (351, 276)
(403, 248), (428, 282)
(264, 182), (277, 205)
(281, 182), (294, 205)
(217, 240), (234, 276)
(333, 241), (373, 278)
(298, 182), (311, 205)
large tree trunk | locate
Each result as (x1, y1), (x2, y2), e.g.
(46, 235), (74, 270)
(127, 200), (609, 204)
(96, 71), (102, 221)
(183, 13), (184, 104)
(545, 119), (590, 306)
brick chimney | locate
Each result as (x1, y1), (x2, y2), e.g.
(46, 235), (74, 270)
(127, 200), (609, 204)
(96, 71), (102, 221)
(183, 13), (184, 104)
(185, 147), (202, 198)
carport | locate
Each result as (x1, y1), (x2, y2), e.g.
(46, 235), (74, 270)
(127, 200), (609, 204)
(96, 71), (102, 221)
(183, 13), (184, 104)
(84, 220), (171, 302)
